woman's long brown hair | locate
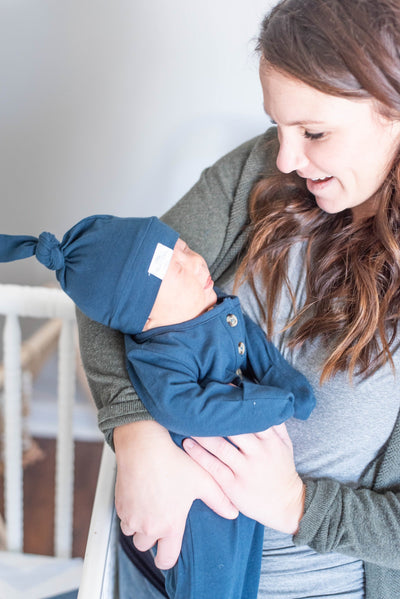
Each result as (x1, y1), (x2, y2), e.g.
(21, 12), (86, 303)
(237, 0), (400, 382)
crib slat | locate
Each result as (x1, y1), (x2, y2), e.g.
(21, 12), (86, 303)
(0, 284), (77, 558)
(3, 314), (23, 552)
(55, 319), (76, 558)
(0, 284), (75, 319)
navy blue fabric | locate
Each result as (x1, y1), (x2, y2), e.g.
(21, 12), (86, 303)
(166, 501), (264, 599)
(36, 232), (65, 270)
(0, 234), (38, 261)
(125, 292), (316, 599)
(0, 215), (179, 335)
(126, 294), (315, 437)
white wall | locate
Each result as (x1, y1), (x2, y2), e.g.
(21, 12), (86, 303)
(0, 0), (276, 285)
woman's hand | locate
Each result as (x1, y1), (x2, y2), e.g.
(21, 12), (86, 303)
(183, 423), (305, 535)
(113, 420), (239, 569)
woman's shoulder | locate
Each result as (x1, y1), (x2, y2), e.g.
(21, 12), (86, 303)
(209, 127), (279, 184)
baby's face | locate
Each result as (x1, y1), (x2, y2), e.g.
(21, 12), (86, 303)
(144, 238), (217, 330)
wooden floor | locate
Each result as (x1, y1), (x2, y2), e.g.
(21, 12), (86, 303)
(1, 437), (104, 558)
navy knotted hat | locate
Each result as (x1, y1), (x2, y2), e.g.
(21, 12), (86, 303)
(0, 215), (179, 335)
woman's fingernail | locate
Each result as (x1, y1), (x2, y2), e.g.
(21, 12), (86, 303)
(183, 438), (195, 450)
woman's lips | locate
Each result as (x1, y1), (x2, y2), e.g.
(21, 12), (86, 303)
(306, 176), (334, 194)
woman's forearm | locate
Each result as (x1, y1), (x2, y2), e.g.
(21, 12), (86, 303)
(294, 478), (400, 569)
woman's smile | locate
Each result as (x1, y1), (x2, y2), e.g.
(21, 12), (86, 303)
(260, 65), (400, 218)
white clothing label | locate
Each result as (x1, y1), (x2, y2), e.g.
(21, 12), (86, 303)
(148, 243), (173, 280)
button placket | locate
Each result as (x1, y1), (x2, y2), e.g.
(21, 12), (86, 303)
(224, 307), (246, 367)
(237, 341), (246, 356)
(226, 313), (238, 327)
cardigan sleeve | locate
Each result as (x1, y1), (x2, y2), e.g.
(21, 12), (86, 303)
(294, 408), (400, 570)
(76, 129), (276, 447)
(294, 479), (400, 570)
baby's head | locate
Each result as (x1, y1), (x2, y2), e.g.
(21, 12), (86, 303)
(143, 237), (217, 331)
(0, 214), (217, 335)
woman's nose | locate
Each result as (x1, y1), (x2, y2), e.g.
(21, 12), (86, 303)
(276, 137), (309, 174)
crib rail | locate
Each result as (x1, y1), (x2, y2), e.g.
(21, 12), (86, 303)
(0, 284), (77, 558)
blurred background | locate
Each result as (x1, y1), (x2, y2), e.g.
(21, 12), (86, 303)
(0, 0), (276, 286)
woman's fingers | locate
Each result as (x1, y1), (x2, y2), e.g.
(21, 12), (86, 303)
(183, 436), (247, 506)
(230, 424), (292, 453)
(184, 428), (304, 534)
(132, 531), (186, 570)
(184, 436), (242, 475)
(196, 471), (239, 519)
(154, 532), (185, 570)
(229, 431), (268, 454)
(132, 532), (158, 552)
(120, 518), (135, 537)
(274, 423), (293, 448)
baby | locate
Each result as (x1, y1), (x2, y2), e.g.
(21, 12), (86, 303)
(0, 215), (315, 599)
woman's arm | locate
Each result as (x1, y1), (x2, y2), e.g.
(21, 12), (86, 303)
(294, 478), (400, 569)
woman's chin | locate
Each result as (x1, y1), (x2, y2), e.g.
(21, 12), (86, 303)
(314, 195), (346, 215)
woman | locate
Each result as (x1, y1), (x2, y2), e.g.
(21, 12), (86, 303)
(77, 0), (400, 596)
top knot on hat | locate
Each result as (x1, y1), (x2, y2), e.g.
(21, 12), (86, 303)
(0, 214), (179, 335)
(36, 232), (65, 271)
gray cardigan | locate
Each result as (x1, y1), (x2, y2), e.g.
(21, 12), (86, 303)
(77, 127), (400, 598)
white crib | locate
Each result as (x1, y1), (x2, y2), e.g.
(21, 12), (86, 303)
(0, 283), (118, 599)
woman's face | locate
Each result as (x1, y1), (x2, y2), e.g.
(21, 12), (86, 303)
(260, 65), (400, 219)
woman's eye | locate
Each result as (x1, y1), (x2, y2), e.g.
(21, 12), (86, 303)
(304, 130), (325, 140)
